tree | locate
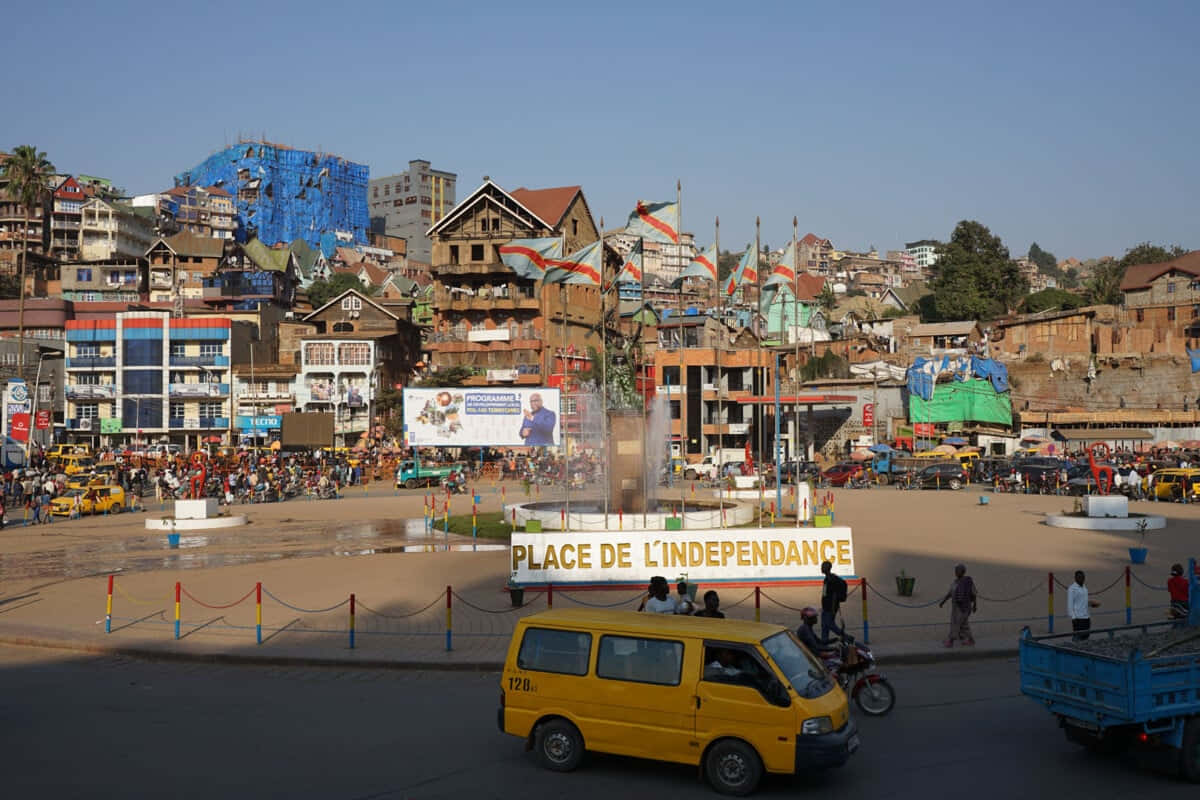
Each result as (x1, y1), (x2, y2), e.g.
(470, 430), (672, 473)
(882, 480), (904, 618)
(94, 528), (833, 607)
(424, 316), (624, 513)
(817, 283), (837, 316)
(1085, 243), (1187, 305)
(1018, 288), (1086, 314)
(306, 273), (378, 307)
(1028, 242), (1059, 277)
(717, 250), (739, 282)
(927, 220), (1026, 321)
(1, 145), (54, 381)
(414, 365), (474, 387)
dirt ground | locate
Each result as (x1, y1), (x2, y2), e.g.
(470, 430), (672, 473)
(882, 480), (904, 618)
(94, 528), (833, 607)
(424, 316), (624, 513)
(0, 482), (1195, 660)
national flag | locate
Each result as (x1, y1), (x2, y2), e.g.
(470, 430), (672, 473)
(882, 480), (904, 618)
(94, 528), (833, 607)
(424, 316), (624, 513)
(625, 200), (679, 244)
(545, 240), (602, 285)
(499, 237), (563, 280)
(674, 244), (718, 286)
(725, 245), (758, 296)
(614, 239), (643, 284)
(764, 241), (797, 288)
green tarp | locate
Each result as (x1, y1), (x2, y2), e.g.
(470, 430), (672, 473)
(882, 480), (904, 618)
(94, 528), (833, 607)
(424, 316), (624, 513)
(908, 378), (1012, 426)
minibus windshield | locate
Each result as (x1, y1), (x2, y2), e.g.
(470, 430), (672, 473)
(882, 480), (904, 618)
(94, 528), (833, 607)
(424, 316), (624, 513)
(762, 631), (833, 699)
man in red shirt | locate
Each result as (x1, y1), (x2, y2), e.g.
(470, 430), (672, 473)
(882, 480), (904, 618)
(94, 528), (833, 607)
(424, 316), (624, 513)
(1168, 563), (1191, 619)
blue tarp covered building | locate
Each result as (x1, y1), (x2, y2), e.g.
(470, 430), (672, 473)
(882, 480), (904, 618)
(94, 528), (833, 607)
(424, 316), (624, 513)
(175, 142), (368, 250)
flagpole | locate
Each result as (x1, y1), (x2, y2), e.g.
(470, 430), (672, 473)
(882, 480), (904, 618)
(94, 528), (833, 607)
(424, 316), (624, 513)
(640, 234), (648, 530)
(792, 216), (802, 528)
(754, 216), (762, 487)
(676, 179), (685, 524)
(715, 216), (723, 527)
(600, 217), (608, 530)
(561, 231), (569, 532)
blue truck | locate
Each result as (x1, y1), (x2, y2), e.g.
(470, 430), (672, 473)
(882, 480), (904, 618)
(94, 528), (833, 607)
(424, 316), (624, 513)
(1019, 558), (1200, 780)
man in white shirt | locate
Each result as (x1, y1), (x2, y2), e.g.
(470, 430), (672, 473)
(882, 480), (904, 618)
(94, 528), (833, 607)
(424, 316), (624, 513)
(639, 577), (677, 614)
(1067, 570), (1100, 641)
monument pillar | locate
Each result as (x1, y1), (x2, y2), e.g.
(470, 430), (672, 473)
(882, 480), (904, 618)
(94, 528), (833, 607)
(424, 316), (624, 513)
(608, 409), (646, 514)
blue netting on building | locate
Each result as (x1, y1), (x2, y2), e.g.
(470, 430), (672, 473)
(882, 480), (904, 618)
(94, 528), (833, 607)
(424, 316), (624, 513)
(175, 143), (368, 249)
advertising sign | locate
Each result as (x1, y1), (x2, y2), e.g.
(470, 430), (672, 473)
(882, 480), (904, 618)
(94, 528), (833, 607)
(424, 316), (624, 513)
(510, 527), (855, 585)
(99, 418), (123, 434)
(34, 410), (51, 429)
(281, 412), (334, 448)
(9, 412), (30, 442)
(235, 415), (282, 431)
(309, 379), (332, 402)
(862, 403), (874, 427)
(403, 387), (561, 447)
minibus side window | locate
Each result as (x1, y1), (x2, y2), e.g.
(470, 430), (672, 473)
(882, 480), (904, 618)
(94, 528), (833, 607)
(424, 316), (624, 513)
(702, 645), (775, 696)
(517, 628), (591, 676)
(596, 636), (683, 686)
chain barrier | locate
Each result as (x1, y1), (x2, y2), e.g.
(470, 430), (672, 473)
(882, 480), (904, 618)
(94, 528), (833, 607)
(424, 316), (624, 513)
(181, 585), (256, 610)
(1053, 576), (1071, 590)
(1130, 571), (1167, 591)
(556, 590), (643, 608)
(866, 581), (942, 609)
(451, 590), (539, 614)
(977, 584), (1042, 603)
(759, 590), (813, 613)
(261, 587), (350, 614)
(721, 590), (757, 610)
(1088, 573), (1126, 595)
(356, 594), (452, 619)
(113, 582), (172, 607)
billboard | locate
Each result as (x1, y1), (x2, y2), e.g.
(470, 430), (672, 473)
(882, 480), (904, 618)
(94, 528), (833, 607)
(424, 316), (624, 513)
(402, 387), (561, 448)
(280, 412), (334, 448)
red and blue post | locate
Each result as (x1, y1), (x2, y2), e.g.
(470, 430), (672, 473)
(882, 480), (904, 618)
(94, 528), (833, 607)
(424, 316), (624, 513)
(105, 575), (113, 634)
(445, 585), (453, 651)
(255, 582), (263, 645)
(1125, 566), (1132, 625)
(174, 581), (181, 640)
(1047, 572), (1055, 633)
(861, 578), (870, 644)
(349, 593), (356, 649)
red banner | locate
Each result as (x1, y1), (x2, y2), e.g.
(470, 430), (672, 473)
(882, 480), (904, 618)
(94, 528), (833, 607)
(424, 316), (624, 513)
(913, 422), (935, 436)
(862, 403), (875, 427)
(9, 412), (30, 442)
(34, 410), (51, 429)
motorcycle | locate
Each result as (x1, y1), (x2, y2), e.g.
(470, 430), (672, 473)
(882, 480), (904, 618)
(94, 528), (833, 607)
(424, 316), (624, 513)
(820, 635), (896, 716)
(443, 475), (468, 495)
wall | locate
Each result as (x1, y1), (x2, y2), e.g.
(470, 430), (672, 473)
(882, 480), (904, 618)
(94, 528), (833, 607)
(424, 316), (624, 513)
(1008, 356), (1200, 416)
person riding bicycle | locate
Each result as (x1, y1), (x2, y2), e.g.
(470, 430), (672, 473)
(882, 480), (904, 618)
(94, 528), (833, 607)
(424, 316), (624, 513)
(796, 606), (838, 657)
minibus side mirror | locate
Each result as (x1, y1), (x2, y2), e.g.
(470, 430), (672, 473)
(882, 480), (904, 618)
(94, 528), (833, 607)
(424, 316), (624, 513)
(765, 678), (791, 708)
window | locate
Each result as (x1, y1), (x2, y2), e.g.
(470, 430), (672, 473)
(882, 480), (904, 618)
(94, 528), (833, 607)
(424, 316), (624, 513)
(170, 402), (185, 418)
(123, 370), (162, 395)
(338, 342), (371, 365)
(597, 636), (683, 686)
(199, 402), (223, 417)
(449, 245), (459, 265)
(669, 400), (681, 419)
(1193, 305), (1199, 320)
(200, 343), (222, 357)
(1136, 309), (1145, 322)
(517, 628), (591, 676)
(572, 219), (578, 237)
(38, 384), (51, 404)
(76, 267), (92, 282)
(77, 403), (99, 419)
(471, 244), (485, 262)
(76, 344), (99, 358)
(304, 342), (335, 366)
(171, 343), (187, 357)
(341, 296), (363, 311)
(333, 322), (354, 333)
(1168, 282), (1176, 293)
(77, 373), (100, 385)
(1168, 307), (1176, 322)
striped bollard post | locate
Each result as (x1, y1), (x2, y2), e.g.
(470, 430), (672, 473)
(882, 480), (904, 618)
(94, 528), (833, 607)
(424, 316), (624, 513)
(512, 507), (517, 528)
(445, 586), (453, 651)
(1047, 573), (1054, 633)
(1125, 566), (1132, 625)
(472, 498), (478, 542)
(255, 582), (263, 645)
(105, 575), (113, 634)
(174, 581), (181, 640)
(861, 578), (870, 644)
(619, 507), (623, 530)
(349, 593), (356, 649)
(547, 583), (553, 609)
(561, 508), (566, 531)
(754, 586), (761, 622)
(443, 499), (449, 538)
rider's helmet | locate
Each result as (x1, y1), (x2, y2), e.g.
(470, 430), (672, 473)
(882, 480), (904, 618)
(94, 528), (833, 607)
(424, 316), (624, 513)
(800, 606), (819, 625)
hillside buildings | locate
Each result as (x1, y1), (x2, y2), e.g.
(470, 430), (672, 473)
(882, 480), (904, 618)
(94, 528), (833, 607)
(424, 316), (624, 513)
(368, 159), (455, 266)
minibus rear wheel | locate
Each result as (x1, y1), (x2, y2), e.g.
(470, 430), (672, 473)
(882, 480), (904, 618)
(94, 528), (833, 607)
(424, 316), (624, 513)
(535, 718), (584, 772)
(705, 738), (762, 796)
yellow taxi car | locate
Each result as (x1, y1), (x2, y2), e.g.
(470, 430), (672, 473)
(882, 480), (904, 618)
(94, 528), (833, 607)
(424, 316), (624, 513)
(50, 485), (126, 516)
(54, 455), (96, 476)
(47, 443), (92, 460)
(1145, 468), (1200, 501)
(500, 609), (857, 795)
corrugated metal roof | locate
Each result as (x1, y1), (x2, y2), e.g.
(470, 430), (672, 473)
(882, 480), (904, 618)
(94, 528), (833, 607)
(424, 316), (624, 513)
(909, 321), (979, 337)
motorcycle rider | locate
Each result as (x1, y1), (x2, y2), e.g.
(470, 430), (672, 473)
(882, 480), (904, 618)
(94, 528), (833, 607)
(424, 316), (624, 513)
(796, 606), (839, 657)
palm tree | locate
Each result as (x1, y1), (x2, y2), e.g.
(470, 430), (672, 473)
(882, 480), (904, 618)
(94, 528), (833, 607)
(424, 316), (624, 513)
(1, 145), (55, 381)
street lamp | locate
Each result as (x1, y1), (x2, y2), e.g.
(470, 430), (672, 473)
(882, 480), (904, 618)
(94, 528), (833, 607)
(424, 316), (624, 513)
(26, 344), (64, 461)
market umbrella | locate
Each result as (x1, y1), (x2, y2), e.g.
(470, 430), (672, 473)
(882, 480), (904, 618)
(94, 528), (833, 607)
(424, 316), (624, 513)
(957, 445), (982, 453)
(849, 449), (873, 461)
(867, 443), (892, 453)
(942, 436), (968, 445)
(933, 444), (957, 454)
(203, 435), (222, 444)
(1020, 435), (1049, 444)
(1160, 440), (1181, 450)
(1179, 439), (1200, 449)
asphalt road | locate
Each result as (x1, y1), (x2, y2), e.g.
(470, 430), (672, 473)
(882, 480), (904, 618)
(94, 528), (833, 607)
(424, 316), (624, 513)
(1, 646), (1194, 799)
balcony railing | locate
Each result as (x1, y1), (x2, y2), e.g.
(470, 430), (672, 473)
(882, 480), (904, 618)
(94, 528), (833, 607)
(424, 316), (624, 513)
(427, 328), (541, 343)
(169, 417), (230, 429)
(170, 355), (229, 367)
(66, 356), (116, 369)
(65, 384), (117, 399)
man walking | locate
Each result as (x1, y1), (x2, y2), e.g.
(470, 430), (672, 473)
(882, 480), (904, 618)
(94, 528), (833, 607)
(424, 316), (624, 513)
(939, 564), (977, 647)
(819, 561), (848, 643)
(1068, 570), (1100, 640)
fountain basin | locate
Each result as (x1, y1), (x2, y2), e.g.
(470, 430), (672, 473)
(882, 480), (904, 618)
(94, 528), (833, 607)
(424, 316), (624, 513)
(1044, 511), (1165, 531)
(504, 499), (756, 531)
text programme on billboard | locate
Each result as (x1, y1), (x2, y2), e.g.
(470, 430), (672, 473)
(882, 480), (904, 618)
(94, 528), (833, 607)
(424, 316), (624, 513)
(402, 388), (560, 447)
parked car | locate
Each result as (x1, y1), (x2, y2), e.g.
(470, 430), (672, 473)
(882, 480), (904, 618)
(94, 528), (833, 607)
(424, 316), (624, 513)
(914, 462), (966, 490)
(50, 485), (126, 516)
(765, 460), (821, 487)
(820, 462), (864, 487)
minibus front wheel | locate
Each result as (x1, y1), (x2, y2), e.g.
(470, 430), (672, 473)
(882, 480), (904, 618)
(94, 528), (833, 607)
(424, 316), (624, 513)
(704, 738), (763, 796)
(534, 718), (584, 772)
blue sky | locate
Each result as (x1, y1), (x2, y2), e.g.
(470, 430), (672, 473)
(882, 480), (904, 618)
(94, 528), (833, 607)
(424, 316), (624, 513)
(6, 0), (1196, 260)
